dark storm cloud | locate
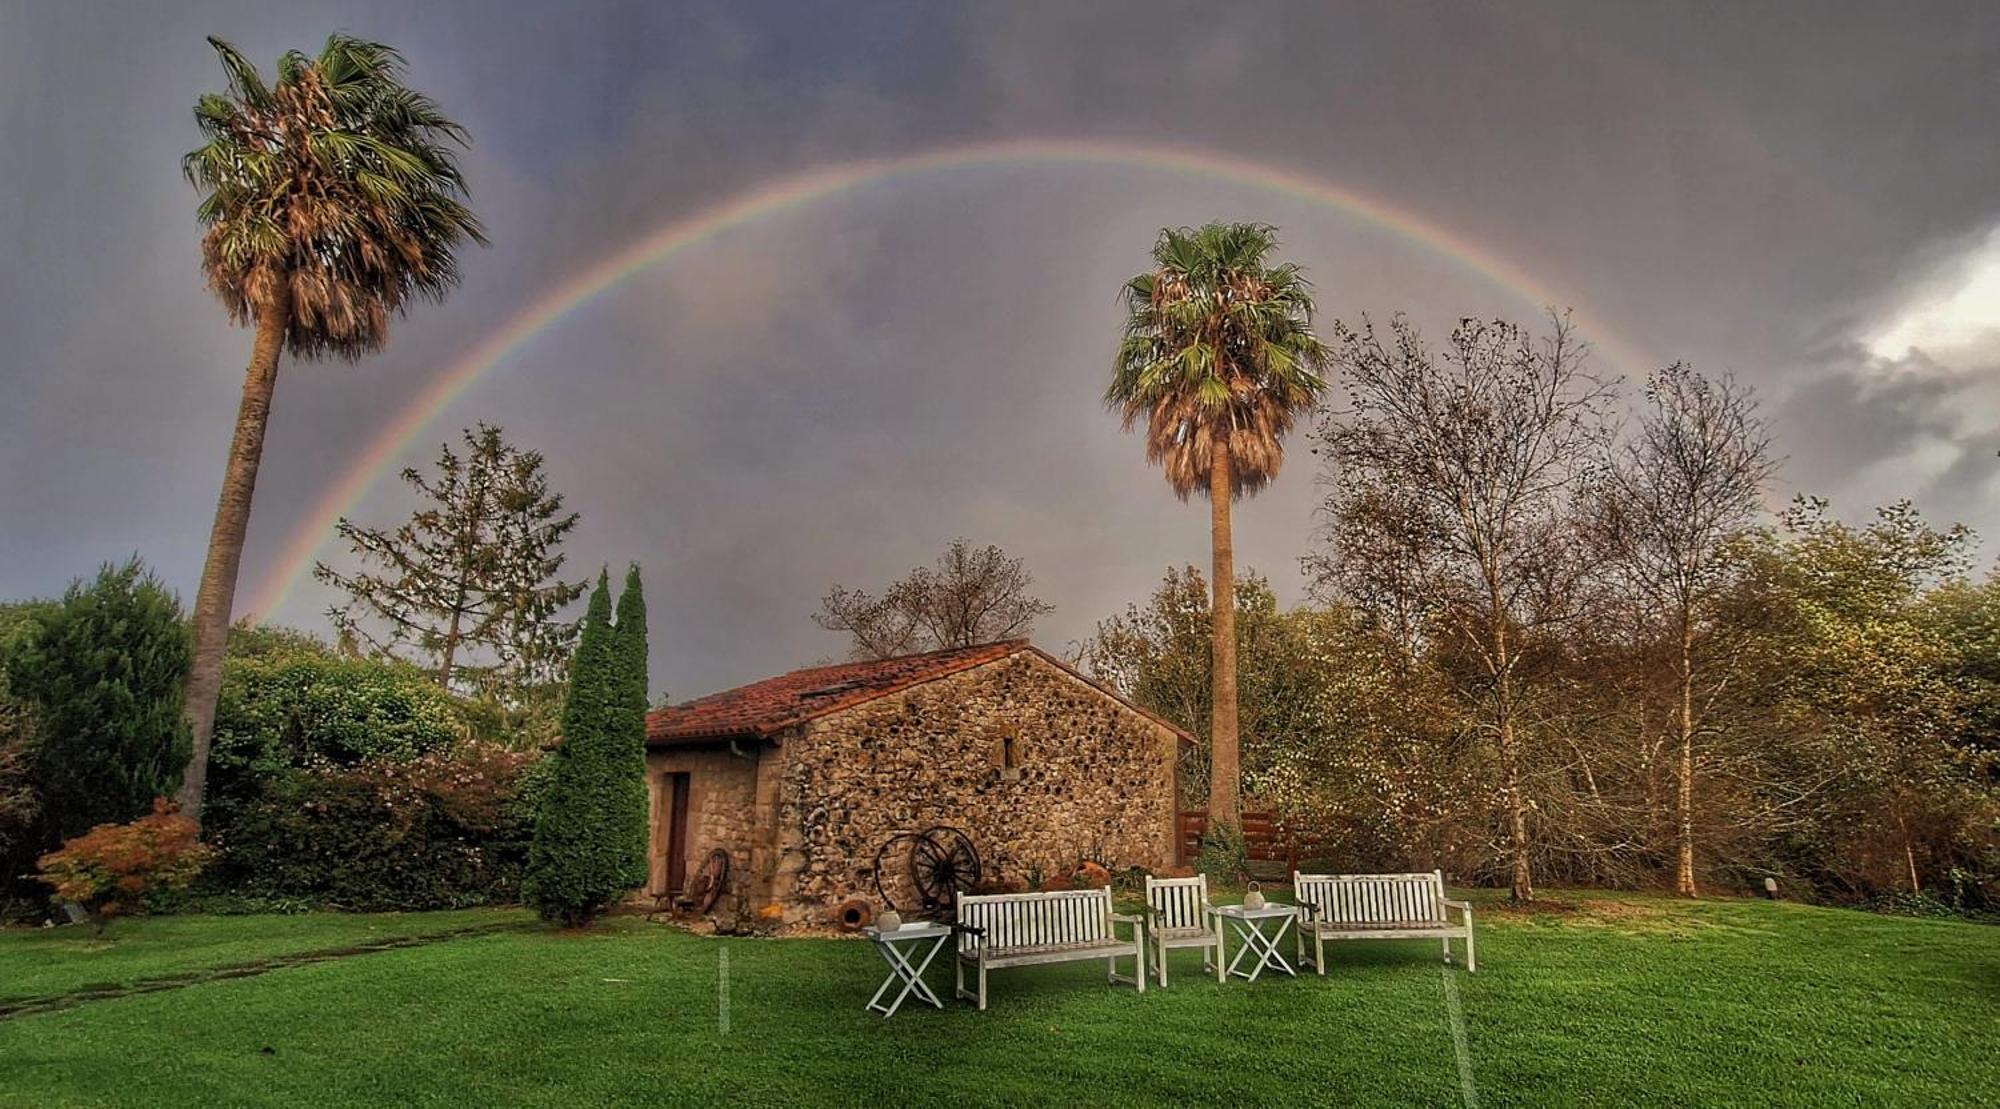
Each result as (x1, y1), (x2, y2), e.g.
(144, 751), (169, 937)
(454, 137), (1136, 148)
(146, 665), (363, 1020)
(3, 0), (1998, 696)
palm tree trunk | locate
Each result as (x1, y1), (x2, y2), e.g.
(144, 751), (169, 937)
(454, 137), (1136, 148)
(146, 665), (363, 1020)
(1207, 448), (1241, 831)
(177, 283), (290, 826)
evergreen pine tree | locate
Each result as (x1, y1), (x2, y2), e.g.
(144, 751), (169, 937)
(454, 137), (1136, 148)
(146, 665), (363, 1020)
(314, 424), (585, 699)
(611, 565), (653, 888)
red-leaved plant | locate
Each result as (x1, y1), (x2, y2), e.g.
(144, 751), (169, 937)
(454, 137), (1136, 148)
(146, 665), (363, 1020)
(1073, 861), (1113, 889)
(37, 799), (213, 932)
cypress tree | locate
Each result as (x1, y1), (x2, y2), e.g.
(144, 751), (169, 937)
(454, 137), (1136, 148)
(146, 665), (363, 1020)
(610, 564), (652, 888)
(525, 569), (633, 925)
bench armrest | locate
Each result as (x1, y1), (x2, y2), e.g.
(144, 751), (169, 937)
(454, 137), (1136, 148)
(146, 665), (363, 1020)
(1109, 912), (1143, 939)
(1296, 901), (1321, 922)
(1442, 899), (1473, 923)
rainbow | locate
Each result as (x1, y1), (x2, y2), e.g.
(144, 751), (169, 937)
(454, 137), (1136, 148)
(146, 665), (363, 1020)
(247, 137), (1653, 617)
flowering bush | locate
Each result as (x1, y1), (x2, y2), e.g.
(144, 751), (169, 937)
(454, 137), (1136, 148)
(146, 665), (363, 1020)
(37, 800), (212, 929)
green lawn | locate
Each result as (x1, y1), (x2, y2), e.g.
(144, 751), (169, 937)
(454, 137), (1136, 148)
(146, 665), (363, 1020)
(0, 894), (1992, 1107)
(0, 907), (527, 1003)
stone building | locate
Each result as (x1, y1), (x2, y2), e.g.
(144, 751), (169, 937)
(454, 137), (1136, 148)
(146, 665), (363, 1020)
(644, 639), (1187, 925)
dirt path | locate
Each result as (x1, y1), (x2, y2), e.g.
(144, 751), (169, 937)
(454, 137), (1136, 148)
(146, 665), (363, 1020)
(0, 921), (527, 1021)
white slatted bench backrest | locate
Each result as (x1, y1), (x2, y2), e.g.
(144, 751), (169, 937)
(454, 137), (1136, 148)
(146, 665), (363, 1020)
(1144, 874), (1210, 931)
(956, 888), (1114, 954)
(1293, 871), (1446, 927)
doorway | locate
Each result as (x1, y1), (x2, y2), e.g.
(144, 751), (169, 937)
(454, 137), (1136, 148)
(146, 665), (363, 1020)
(662, 772), (692, 894)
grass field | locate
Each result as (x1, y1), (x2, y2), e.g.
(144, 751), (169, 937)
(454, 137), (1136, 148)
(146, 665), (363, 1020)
(0, 907), (525, 1004)
(0, 893), (1992, 1107)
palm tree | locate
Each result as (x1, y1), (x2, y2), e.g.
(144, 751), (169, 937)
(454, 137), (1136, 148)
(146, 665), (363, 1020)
(176, 35), (485, 823)
(1108, 222), (1330, 835)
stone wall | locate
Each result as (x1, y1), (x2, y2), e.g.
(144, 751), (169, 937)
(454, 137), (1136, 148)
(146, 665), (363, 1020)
(644, 746), (767, 913)
(770, 651), (1180, 922)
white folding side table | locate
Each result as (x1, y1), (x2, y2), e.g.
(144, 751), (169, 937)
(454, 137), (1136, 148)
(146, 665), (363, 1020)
(862, 922), (952, 1018)
(1216, 904), (1299, 982)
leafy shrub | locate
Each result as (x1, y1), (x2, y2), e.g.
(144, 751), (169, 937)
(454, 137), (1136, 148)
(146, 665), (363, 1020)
(210, 742), (539, 911)
(211, 648), (461, 798)
(1195, 821), (1249, 883)
(8, 561), (189, 841)
(0, 679), (37, 856)
(177, 891), (318, 916)
(37, 800), (212, 930)
(197, 629), (545, 912)
(1862, 890), (1962, 920)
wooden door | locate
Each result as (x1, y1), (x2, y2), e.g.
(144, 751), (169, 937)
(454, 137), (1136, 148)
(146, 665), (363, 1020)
(665, 773), (692, 894)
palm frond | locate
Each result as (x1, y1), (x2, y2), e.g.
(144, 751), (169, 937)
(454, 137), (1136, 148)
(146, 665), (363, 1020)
(1108, 221), (1331, 499)
(186, 34), (484, 357)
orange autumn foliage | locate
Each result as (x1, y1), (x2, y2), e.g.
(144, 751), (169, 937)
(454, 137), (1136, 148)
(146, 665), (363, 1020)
(37, 799), (213, 923)
(1074, 861), (1113, 889)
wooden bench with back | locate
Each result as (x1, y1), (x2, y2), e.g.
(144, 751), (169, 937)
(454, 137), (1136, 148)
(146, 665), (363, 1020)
(1291, 870), (1475, 973)
(952, 887), (1146, 1010)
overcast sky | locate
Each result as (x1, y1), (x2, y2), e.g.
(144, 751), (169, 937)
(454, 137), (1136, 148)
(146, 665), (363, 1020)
(3, 1), (1998, 698)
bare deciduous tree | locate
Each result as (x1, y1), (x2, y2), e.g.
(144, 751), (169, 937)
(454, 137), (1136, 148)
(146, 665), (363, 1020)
(1310, 313), (1615, 901)
(1593, 365), (1779, 896)
(814, 539), (1054, 660)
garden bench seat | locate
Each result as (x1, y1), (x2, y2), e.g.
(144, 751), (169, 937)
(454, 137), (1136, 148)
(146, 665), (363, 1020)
(1142, 874), (1223, 985)
(1292, 870), (1475, 973)
(953, 887), (1145, 1009)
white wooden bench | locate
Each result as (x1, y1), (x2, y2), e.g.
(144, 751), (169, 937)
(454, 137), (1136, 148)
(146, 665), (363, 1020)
(1292, 870), (1475, 973)
(1143, 874), (1223, 986)
(953, 887), (1145, 1009)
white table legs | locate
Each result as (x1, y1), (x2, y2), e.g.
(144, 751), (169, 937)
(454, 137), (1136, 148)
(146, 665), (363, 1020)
(1223, 912), (1298, 982)
(866, 931), (949, 1018)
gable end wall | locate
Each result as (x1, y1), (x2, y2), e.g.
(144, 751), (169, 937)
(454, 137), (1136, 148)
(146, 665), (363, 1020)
(769, 651), (1178, 921)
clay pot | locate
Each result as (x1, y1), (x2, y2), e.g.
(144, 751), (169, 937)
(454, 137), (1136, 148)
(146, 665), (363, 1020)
(876, 910), (903, 932)
(835, 898), (874, 932)
(1243, 882), (1267, 911)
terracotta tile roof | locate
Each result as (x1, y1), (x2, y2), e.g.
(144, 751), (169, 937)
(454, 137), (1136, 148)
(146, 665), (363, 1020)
(645, 639), (1196, 747)
(646, 640), (1030, 744)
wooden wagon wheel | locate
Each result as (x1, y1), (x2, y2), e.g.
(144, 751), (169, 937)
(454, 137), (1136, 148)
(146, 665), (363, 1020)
(911, 826), (982, 914)
(685, 849), (731, 914)
(872, 832), (926, 914)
